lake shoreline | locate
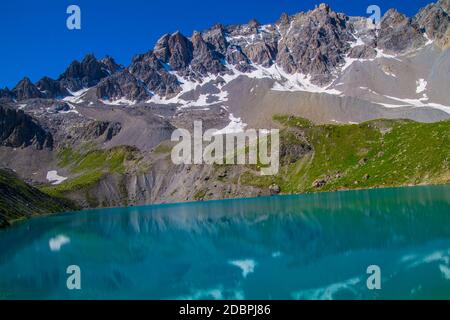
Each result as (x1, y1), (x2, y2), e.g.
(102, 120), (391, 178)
(3, 181), (450, 230)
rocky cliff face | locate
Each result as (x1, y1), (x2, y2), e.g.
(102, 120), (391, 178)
(0, 87), (14, 102)
(57, 54), (122, 92)
(0, 104), (53, 149)
(276, 4), (353, 84)
(416, 0), (450, 48)
(12, 77), (45, 101)
(35, 77), (69, 99)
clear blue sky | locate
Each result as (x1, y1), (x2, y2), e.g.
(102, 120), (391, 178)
(0, 0), (434, 88)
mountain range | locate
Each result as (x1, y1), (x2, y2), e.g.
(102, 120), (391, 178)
(0, 0), (449, 226)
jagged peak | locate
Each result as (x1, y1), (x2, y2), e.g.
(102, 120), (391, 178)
(81, 53), (98, 62)
(383, 8), (407, 20)
(248, 18), (260, 28)
(14, 77), (34, 88)
(315, 3), (330, 12)
(276, 12), (290, 25)
(211, 23), (224, 30)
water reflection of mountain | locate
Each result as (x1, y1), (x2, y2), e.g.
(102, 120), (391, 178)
(8, 185), (448, 263)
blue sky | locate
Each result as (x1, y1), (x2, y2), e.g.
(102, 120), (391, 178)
(0, 0), (434, 88)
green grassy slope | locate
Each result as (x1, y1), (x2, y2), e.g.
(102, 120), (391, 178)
(40, 145), (140, 199)
(241, 116), (450, 193)
(0, 169), (75, 227)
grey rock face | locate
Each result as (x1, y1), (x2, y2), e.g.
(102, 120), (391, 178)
(276, 4), (354, 85)
(128, 51), (180, 97)
(10, 54), (120, 102)
(155, 31), (193, 71)
(243, 42), (276, 67)
(225, 45), (254, 72)
(36, 77), (69, 99)
(348, 45), (377, 59)
(0, 104), (53, 149)
(415, 0), (450, 48)
(78, 121), (122, 142)
(378, 9), (426, 52)
(0, 88), (14, 102)
(190, 31), (226, 78)
(96, 70), (149, 101)
(100, 56), (123, 74)
(202, 24), (228, 55)
(58, 54), (119, 92)
(12, 77), (44, 100)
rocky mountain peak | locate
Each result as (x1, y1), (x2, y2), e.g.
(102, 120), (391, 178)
(0, 87), (14, 102)
(159, 31), (194, 71)
(382, 9), (408, 26)
(58, 53), (118, 92)
(379, 8), (426, 52)
(438, 0), (450, 12)
(12, 77), (44, 100)
(415, 0), (450, 48)
(191, 31), (203, 45)
(190, 31), (226, 78)
(248, 18), (260, 28)
(277, 12), (290, 26)
(100, 56), (122, 74)
(316, 3), (330, 12)
(202, 24), (228, 54)
(35, 76), (68, 99)
(0, 104), (53, 149)
(276, 4), (353, 84)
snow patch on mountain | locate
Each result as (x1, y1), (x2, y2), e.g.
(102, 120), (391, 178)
(383, 95), (450, 114)
(214, 113), (247, 135)
(416, 79), (427, 94)
(63, 88), (89, 103)
(101, 97), (137, 106)
(46, 170), (68, 185)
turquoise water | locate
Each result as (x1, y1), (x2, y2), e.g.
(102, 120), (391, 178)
(1, 185), (450, 300)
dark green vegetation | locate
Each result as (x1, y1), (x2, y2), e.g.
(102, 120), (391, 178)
(241, 115), (450, 193)
(0, 169), (75, 227)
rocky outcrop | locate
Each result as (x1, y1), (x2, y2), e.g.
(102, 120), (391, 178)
(276, 3), (354, 84)
(226, 45), (254, 72)
(243, 42), (276, 67)
(0, 87), (14, 102)
(154, 31), (193, 71)
(202, 24), (228, 55)
(80, 121), (122, 142)
(348, 45), (377, 59)
(96, 70), (149, 101)
(0, 104), (53, 149)
(128, 51), (180, 97)
(415, 0), (450, 48)
(190, 31), (226, 78)
(100, 56), (123, 74)
(12, 77), (44, 100)
(36, 76), (69, 99)
(58, 53), (120, 92)
(378, 9), (426, 52)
